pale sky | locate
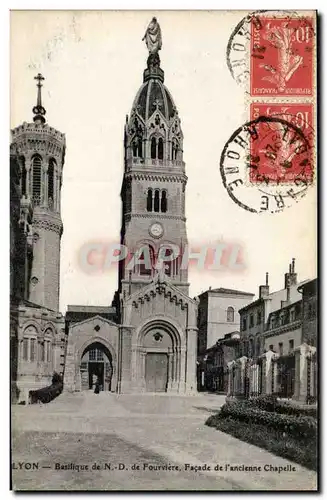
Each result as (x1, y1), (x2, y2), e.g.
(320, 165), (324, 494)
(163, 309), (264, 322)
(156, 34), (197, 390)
(10, 10), (317, 313)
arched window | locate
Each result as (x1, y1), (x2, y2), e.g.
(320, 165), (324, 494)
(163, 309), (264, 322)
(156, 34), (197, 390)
(89, 347), (104, 361)
(47, 341), (51, 363)
(20, 156), (27, 196)
(162, 247), (178, 277)
(161, 190), (167, 213)
(137, 137), (143, 158)
(139, 245), (154, 276)
(151, 137), (157, 159)
(48, 158), (56, 207)
(163, 248), (173, 276)
(32, 155), (42, 203)
(158, 138), (164, 159)
(146, 189), (167, 213)
(147, 188), (153, 212)
(132, 137), (143, 158)
(44, 328), (53, 363)
(154, 189), (160, 212)
(39, 340), (45, 362)
(22, 337), (36, 362)
(30, 338), (36, 362)
(22, 338), (29, 361)
(227, 306), (234, 322)
(171, 139), (179, 160)
(22, 325), (37, 362)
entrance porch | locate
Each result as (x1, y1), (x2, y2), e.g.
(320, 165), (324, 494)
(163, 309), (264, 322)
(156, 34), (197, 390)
(80, 342), (113, 391)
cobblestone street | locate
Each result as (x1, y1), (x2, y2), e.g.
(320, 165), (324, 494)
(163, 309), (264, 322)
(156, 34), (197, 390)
(11, 392), (317, 491)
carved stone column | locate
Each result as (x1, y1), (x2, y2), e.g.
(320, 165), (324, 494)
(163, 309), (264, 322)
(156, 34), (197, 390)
(227, 361), (236, 398)
(119, 325), (133, 393)
(260, 350), (277, 395)
(53, 168), (57, 211)
(308, 347), (317, 397)
(249, 362), (256, 396)
(63, 340), (76, 393)
(185, 327), (197, 394)
(42, 159), (48, 207)
(237, 356), (248, 397)
(140, 350), (147, 392)
(167, 350), (173, 390)
(171, 346), (179, 392)
(179, 346), (186, 393)
(57, 174), (61, 213)
(293, 343), (316, 401)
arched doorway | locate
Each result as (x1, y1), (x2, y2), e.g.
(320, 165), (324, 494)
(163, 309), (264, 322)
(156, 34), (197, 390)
(137, 321), (183, 393)
(80, 342), (113, 391)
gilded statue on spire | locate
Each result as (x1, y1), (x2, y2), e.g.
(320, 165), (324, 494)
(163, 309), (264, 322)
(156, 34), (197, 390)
(142, 17), (162, 55)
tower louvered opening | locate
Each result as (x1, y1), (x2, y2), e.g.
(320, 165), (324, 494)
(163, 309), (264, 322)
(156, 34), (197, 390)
(48, 158), (56, 207)
(32, 155), (42, 203)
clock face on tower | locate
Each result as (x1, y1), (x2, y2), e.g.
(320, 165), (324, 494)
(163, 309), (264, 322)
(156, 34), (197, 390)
(149, 222), (164, 239)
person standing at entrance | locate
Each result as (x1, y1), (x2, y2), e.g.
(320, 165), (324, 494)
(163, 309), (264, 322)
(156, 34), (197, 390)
(94, 377), (100, 394)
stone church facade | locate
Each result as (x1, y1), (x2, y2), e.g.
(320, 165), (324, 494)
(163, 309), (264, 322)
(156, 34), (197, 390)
(63, 38), (198, 394)
(10, 27), (198, 399)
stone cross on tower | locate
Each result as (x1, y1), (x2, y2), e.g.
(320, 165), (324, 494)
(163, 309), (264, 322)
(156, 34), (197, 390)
(33, 73), (46, 124)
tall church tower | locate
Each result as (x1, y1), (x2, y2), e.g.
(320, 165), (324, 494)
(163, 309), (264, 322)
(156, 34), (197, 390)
(119, 34), (189, 299)
(63, 19), (197, 395)
(11, 74), (66, 311)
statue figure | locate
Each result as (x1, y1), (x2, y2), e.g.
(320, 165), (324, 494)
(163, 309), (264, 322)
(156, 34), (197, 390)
(142, 17), (162, 55)
(156, 265), (166, 284)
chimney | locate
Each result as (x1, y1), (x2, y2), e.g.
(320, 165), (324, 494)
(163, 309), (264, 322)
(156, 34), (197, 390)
(281, 277), (291, 308)
(284, 264), (291, 289)
(289, 258), (297, 286)
(285, 259), (297, 287)
(259, 272), (270, 299)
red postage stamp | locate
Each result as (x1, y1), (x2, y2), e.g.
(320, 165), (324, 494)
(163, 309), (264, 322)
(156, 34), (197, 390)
(250, 16), (314, 96)
(248, 103), (314, 184)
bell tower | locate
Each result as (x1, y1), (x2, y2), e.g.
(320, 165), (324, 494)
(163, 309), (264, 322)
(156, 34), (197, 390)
(118, 35), (189, 300)
(10, 74), (66, 311)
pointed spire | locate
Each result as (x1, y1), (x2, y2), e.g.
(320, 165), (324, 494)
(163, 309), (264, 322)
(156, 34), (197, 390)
(32, 73), (46, 124)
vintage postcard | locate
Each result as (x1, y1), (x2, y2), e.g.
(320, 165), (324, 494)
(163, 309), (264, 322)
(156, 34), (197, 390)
(10, 10), (318, 491)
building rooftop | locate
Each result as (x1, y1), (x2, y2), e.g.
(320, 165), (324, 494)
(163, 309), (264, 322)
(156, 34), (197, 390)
(239, 279), (309, 314)
(239, 297), (263, 313)
(66, 305), (116, 314)
(200, 287), (254, 297)
(268, 280), (307, 313)
(297, 278), (317, 293)
(10, 295), (60, 314)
